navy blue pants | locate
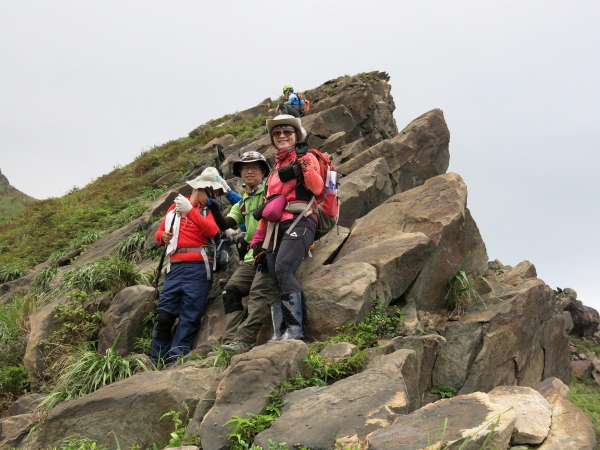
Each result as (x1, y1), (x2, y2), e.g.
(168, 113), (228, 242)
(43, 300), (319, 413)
(151, 261), (212, 363)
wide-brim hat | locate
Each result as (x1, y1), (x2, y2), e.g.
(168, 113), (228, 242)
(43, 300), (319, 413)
(186, 167), (228, 191)
(266, 114), (308, 142)
(232, 151), (271, 178)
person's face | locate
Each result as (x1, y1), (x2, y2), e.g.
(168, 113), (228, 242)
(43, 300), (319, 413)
(272, 125), (297, 150)
(191, 187), (223, 205)
(240, 162), (265, 188)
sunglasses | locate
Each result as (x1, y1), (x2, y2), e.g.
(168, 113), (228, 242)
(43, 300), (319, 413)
(271, 126), (296, 137)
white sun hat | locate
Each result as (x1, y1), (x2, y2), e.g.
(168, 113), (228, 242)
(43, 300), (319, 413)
(186, 167), (228, 190)
(266, 114), (307, 142)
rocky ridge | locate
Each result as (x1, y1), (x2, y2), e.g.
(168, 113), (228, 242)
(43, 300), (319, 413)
(0, 71), (598, 449)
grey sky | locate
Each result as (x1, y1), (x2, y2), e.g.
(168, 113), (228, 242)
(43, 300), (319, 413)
(1, 1), (599, 310)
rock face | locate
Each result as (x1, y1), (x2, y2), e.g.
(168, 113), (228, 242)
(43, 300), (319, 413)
(337, 108), (449, 194)
(199, 341), (311, 450)
(366, 392), (517, 450)
(338, 173), (488, 312)
(254, 350), (419, 449)
(432, 278), (570, 394)
(42, 364), (220, 449)
(97, 285), (155, 356)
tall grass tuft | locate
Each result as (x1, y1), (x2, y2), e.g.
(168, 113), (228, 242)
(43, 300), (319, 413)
(116, 230), (147, 263)
(38, 337), (149, 414)
(62, 255), (151, 295)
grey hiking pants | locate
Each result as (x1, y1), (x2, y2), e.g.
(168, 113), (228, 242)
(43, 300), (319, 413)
(221, 262), (276, 344)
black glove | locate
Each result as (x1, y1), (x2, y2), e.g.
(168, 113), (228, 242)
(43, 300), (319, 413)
(252, 243), (267, 270)
(204, 187), (220, 213)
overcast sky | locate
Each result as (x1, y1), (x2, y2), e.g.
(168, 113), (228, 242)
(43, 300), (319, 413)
(1, 1), (599, 311)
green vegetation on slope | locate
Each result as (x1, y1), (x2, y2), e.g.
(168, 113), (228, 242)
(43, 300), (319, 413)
(0, 180), (37, 223)
(0, 115), (268, 278)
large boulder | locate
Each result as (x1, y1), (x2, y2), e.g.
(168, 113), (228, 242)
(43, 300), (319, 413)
(487, 386), (552, 445)
(335, 233), (436, 307)
(301, 262), (378, 341)
(42, 363), (220, 449)
(337, 108), (450, 194)
(296, 226), (350, 280)
(337, 157), (393, 228)
(198, 340), (311, 450)
(254, 350), (419, 449)
(365, 392), (517, 450)
(538, 398), (597, 449)
(337, 173), (488, 312)
(23, 297), (68, 384)
(97, 285), (155, 356)
(0, 414), (34, 448)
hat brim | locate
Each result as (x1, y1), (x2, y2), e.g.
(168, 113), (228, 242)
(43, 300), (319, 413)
(186, 179), (225, 190)
(232, 160), (271, 178)
(266, 115), (307, 142)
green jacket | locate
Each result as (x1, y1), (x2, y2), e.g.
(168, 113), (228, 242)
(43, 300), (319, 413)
(227, 182), (267, 264)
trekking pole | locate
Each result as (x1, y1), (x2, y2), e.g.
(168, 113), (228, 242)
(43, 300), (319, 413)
(153, 212), (177, 300)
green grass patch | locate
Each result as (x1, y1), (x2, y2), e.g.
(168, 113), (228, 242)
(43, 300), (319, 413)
(38, 338), (149, 415)
(570, 335), (600, 358)
(569, 375), (600, 444)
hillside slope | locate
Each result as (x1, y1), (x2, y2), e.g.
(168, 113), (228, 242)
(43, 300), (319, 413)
(0, 170), (36, 222)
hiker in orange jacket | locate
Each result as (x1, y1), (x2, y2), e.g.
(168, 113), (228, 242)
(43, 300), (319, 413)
(250, 114), (325, 342)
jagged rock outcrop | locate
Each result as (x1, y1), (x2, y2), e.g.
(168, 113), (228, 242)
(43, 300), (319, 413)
(337, 173), (488, 312)
(432, 272), (570, 393)
(337, 108), (450, 194)
(3, 72), (587, 449)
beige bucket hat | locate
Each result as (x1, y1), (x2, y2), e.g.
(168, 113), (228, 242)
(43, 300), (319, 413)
(186, 167), (228, 190)
(266, 114), (307, 142)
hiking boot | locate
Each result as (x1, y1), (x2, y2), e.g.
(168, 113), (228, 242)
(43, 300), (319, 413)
(221, 340), (256, 355)
(280, 291), (306, 341)
(268, 294), (285, 343)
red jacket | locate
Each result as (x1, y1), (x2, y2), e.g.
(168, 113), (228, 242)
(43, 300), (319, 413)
(155, 200), (219, 262)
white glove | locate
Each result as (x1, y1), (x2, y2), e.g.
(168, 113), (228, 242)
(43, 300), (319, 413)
(174, 194), (192, 214)
(225, 228), (238, 240)
(218, 177), (230, 194)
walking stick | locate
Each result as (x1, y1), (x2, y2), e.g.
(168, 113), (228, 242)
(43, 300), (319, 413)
(153, 211), (177, 300)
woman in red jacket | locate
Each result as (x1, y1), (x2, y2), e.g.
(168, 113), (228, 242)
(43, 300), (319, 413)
(150, 167), (226, 366)
(251, 115), (325, 342)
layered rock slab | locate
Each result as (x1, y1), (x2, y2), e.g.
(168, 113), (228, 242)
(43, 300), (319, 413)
(337, 108), (449, 194)
(366, 392), (516, 450)
(337, 173), (487, 312)
(254, 350), (419, 449)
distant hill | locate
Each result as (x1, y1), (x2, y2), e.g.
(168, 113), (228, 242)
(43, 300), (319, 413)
(0, 169), (37, 221)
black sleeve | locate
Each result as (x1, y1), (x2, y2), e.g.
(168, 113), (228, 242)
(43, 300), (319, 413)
(206, 202), (237, 230)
